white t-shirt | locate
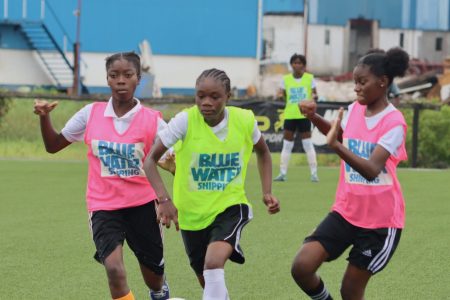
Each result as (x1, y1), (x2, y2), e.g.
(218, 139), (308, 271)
(158, 107), (262, 149)
(61, 98), (167, 143)
(341, 103), (404, 155)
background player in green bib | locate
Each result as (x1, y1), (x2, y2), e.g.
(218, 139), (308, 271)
(144, 68), (280, 300)
(274, 53), (319, 182)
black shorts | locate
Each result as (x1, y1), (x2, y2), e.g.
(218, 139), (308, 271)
(181, 204), (253, 275)
(283, 118), (312, 133)
(304, 211), (402, 274)
(89, 201), (164, 275)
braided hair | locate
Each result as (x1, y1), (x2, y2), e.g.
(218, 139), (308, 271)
(196, 68), (231, 94)
(105, 52), (141, 77)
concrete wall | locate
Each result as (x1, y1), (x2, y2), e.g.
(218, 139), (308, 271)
(307, 25), (346, 75)
(306, 25), (449, 76)
(416, 32), (450, 63)
(262, 14), (305, 63)
(0, 49), (52, 86)
(378, 29), (420, 58)
(378, 29), (449, 64)
(75, 53), (259, 94)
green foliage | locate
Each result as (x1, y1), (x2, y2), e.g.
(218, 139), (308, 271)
(0, 97), (11, 121)
(0, 98), (90, 142)
(0, 98), (193, 160)
(400, 105), (450, 168)
(417, 105), (450, 168)
(0, 99), (191, 142)
(30, 86), (61, 94)
(0, 98), (448, 168)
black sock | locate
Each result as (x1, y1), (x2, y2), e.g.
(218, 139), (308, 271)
(305, 278), (333, 300)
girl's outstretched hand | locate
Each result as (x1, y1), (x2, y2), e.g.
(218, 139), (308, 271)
(299, 100), (317, 119)
(34, 99), (58, 116)
(263, 193), (280, 215)
(326, 107), (344, 149)
(157, 199), (179, 231)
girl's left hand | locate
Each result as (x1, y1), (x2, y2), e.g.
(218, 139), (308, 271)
(263, 193), (280, 214)
(326, 107), (344, 149)
(157, 153), (176, 174)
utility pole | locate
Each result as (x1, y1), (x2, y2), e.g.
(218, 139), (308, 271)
(303, 0), (308, 58)
(72, 0), (81, 95)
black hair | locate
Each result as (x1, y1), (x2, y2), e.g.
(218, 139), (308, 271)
(365, 48), (386, 55)
(105, 52), (141, 77)
(196, 68), (231, 94)
(290, 53), (307, 65)
(358, 47), (409, 85)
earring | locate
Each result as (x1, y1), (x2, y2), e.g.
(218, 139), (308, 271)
(380, 84), (384, 87)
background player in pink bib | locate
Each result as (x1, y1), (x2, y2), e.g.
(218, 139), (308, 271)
(34, 52), (170, 300)
(293, 47), (410, 300)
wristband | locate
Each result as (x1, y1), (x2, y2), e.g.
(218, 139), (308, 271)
(157, 197), (171, 204)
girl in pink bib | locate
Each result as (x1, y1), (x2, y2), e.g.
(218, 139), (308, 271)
(34, 52), (170, 300)
(293, 47), (410, 300)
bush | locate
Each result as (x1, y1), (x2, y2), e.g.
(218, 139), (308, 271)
(0, 97), (11, 122)
(417, 105), (450, 168)
(400, 104), (450, 168)
(0, 98), (448, 168)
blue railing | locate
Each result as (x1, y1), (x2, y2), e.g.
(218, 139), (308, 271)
(1, 0), (88, 93)
(1, 0), (85, 60)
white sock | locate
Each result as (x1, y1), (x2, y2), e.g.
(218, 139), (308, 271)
(302, 138), (317, 175)
(203, 268), (228, 300)
(280, 139), (294, 175)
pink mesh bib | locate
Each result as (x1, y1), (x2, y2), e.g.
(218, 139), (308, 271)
(333, 102), (407, 228)
(84, 102), (160, 212)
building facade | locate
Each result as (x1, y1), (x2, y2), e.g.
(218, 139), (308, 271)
(0, 0), (262, 95)
(0, 0), (449, 95)
(263, 0), (450, 75)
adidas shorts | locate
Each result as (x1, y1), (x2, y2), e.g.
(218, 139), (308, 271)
(181, 204), (253, 275)
(89, 201), (164, 275)
(304, 211), (402, 274)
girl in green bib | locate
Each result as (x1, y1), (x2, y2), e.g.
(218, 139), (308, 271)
(274, 53), (319, 182)
(144, 68), (280, 299)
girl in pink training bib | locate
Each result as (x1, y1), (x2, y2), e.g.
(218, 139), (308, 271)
(293, 47), (409, 300)
(34, 52), (170, 300)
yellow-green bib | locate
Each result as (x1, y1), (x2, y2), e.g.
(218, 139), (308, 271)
(283, 72), (313, 119)
(173, 106), (254, 230)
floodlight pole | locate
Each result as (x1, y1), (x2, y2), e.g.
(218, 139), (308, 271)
(303, 0), (308, 58)
(72, 0), (81, 95)
(4, 0), (8, 19)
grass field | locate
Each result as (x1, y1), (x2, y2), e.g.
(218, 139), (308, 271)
(1, 158), (449, 299)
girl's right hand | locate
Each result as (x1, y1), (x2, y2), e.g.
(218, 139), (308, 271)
(157, 198), (179, 231)
(263, 193), (280, 214)
(34, 99), (58, 116)
(299, 100), (317, 119)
